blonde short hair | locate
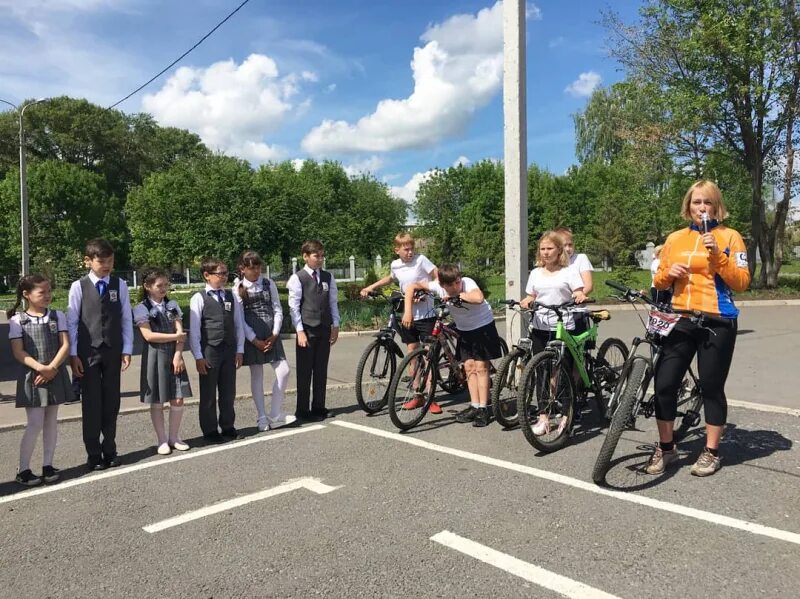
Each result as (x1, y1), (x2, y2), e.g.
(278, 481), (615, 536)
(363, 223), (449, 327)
(535, 231), (569, 268)
(680, 180), (729, 221)
(653, 244), (664, 259)
(394, 232), (415, 248)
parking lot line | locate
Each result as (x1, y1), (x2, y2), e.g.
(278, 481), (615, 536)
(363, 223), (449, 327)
(143, 477), (340, 533)
(332, 420), (800, 546)
(431, 530), (621, 599)
(0, 424), (326, 506)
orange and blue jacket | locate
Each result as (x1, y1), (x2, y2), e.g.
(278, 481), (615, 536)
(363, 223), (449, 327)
(654, 221), (751, 318)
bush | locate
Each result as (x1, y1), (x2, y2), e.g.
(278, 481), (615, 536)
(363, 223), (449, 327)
(343, 282), (362, 301)
(363, 266), (379, 288)
(610, 265), (641, 288)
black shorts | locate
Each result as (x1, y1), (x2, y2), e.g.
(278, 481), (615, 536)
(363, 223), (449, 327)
(456, 322), (504, 361)
(395, 317), (436, 345)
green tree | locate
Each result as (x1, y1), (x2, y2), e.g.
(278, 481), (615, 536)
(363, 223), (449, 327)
(604, 0), (800, 286)
(0, 160), (122, 285)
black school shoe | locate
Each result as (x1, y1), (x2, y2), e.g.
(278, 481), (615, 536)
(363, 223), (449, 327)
(103, 455), (122, 468)
(42, 465), (61, 483)
(203, 432), (225, 444)
(473, 407), (490, 428)
(221, 429), (242, 441)
(87, 456), (106, 472)
(310, 410), (333, 421)
(16, 469), (43, 487)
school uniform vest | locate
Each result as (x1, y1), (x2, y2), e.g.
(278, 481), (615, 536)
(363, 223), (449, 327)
(18, 310), (61, 364)
(298, 269), (332, 328)
(78, 275), (122, 355)
(143, 299), (179, 352)
(241, 278), (276, 335)
(200, 289), (235, 348)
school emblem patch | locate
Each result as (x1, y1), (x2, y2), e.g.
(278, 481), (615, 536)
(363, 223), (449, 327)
(49, 321), (58, 334)
(224, 301), (232, 312)
(109, 290), (119, 302)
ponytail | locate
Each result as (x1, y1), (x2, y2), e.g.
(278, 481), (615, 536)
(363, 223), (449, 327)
(7, 274), (50, 318)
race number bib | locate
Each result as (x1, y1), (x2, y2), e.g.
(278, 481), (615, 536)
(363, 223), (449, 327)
(647, 310), (680, 337)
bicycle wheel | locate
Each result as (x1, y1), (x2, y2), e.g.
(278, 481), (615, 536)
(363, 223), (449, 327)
(355, 339), (398, 414)
(387, 346), (437, 431)
(593, 337), (629, 421)
(518, 350), (576, 453)
(490, 348), (525, 428)
(674, 377), (703, 441)
(592, 357), (649, 484)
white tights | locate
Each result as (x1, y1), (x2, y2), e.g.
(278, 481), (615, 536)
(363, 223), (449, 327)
(19, 406), (59, 471)
(150, 401), (185, 445)
(249, 360), (290, 424)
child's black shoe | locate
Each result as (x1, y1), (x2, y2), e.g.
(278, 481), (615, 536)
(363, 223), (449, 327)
(16, 469), (43, 487)
(42, 465), (61, 483)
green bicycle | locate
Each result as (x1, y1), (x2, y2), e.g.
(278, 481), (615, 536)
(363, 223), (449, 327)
(517, 299), (628, 453)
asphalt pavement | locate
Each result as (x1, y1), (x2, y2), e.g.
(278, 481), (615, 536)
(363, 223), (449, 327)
(0, 303), (798, 598)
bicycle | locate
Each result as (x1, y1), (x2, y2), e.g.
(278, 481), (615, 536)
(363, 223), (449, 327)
(493, 299), (627, 430)
(591, 281), (731, 485)
(517, 299), (629, 453)
(386, 296), (508, 431)
(354, 291), (405, 414)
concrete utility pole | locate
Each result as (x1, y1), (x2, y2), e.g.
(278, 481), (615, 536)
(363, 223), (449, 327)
(0, 97), (46, 277)
(502, 0), (528, 344)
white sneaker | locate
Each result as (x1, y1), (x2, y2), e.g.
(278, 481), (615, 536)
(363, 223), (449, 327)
(170, 439), (190, 451)
(268, 414), (297, 429)
(157, 442), (172, 455)
(257, 418), (270, 432)
(532, 414), (550, 436)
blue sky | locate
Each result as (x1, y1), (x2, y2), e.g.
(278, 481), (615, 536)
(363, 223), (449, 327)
(0, 0), (644, 201)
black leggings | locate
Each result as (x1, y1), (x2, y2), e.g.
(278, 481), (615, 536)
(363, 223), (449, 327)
(653, 318), (738, 426)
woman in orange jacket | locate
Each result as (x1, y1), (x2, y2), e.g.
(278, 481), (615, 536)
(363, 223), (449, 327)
(647, 180), (751, 478)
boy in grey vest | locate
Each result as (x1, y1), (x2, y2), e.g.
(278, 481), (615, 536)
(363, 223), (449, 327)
(67, 238), (134, 471)
(189, 257), (245, 442)
(287, 240), (340, 421)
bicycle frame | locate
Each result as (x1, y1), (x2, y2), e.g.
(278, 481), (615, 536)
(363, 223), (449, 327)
(551, 317), (599, 388)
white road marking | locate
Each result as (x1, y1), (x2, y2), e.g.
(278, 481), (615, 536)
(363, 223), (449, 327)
(431, 530), (622, 599)
(0, 425), (326, 505)
(727, 399), (800, 417)
(332, 420), (800, 546)
(143, 477), (339, 533)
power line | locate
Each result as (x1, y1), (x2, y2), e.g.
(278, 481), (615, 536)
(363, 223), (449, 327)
(108, 0), (251, 109)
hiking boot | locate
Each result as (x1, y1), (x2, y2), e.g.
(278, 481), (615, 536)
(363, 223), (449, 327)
(645, 445), (678, 475)
(456, 406), (478, 423)
(472, 407), (490, 428)
(690, 448), (721, 477)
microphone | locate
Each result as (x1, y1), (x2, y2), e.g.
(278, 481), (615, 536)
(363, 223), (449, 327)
(701, 212), (709, 234)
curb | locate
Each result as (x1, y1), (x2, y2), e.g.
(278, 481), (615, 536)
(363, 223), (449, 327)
(0, 382), (358, 433)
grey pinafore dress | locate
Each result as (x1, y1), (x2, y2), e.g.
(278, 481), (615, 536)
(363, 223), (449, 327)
(138, 299), (193, 404)
(15, 310), (73, 408)
(241, 278), (286, 366)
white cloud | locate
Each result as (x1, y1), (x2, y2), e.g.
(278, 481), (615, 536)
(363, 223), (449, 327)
(565, 71), (602, 97)
(143, 54), (315, 164)
(291, 158), (306, 171)
(390, 170), (435, 204)
(526, 2), (543, 20)
(453, 155), (471, 167)
(302, 1), (512, 155)
(343, 156), (384, 177)
(0, 0), (143, 106)
(548, 36), (565, 48)
(325, 83), (337, 93)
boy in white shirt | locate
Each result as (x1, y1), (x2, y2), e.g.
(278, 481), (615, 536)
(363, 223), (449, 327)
(361, 233), (442, 413)
(402, 264), (503, 427)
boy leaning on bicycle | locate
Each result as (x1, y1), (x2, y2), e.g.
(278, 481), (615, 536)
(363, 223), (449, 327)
(401, 264), (505, 428)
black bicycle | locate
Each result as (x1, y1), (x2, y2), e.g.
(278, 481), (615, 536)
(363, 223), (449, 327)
(591, 281), (730, 484)
(354, 291), (405, 414)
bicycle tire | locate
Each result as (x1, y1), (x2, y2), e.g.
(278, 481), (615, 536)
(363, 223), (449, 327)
(674, 380), (703, 441)
(387, 346), (437, 431)
(592, 356), (649, 484)
(354, 339), (398, 414)
(593, 337), (629, 421)
(518, 350), (576, 453)
(490, 348), (526, 428)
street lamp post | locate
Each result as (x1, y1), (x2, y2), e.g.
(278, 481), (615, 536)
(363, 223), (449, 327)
(1, 97), (46, 277)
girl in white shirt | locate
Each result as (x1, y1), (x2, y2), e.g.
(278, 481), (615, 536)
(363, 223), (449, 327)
(521, 231), (587, 435)
(556, 226), (593, 295)
(235, 250), (294, 431)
